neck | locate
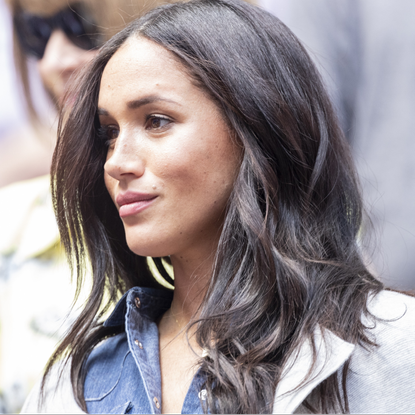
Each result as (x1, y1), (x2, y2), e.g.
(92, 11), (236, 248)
(157, 233), (220, 340)
(168, 251), (214, 326)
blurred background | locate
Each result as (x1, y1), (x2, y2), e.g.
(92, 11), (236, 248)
(0, 0), (25, 148)
(262, 0), (415, 293)
(0, 0), (414, 412)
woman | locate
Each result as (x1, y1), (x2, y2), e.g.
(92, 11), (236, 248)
(0, 0), (175, 412)
(23, 0), (415, 413)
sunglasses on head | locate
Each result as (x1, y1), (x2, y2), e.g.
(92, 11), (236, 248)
(14, 3), (103, 59)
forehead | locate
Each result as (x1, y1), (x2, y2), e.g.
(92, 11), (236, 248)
(99, 37), (192, 101)
(105, 36), (180, 71)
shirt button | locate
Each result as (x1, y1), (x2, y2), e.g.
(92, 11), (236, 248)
(134, 339), (143, 349)
(153, 396), (160, 409)
(135, 296), (141, 308)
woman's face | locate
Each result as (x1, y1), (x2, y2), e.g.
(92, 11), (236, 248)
(99, 37), (241, 260)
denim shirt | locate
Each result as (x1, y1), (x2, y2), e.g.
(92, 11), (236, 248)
(21, 290), (415, 414)
(84, 287), (206, 414)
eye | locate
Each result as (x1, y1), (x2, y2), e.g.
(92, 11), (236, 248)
(97, 125), (119, 147)
(145, 115), (172, 131)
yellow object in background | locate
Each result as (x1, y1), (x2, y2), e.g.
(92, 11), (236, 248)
(0, 176), (80, 412)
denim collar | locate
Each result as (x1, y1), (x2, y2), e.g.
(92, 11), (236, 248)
(104, 286), (174, 327)
(103, 287), (355, 413)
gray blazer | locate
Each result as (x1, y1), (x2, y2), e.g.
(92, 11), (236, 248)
(275, 290), (415, 413)
(22, 291), (415, 413)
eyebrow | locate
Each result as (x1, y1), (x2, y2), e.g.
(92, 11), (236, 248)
(97, 108), (109, 116)
(97, 95), (181, 116)
(127, 95), (181, 109)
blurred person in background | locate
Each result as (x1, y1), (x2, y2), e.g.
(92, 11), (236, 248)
(0, 0), (24, 150)
(0, 0), (180, 412)
(261, 0), (415, 290)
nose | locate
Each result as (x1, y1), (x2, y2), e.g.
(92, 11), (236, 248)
(104, 133), (146, 182)
(39, 29), (90, 76)
(37, 29), (97, 103)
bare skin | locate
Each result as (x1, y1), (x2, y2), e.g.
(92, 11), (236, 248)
(100, 37), (241, 412)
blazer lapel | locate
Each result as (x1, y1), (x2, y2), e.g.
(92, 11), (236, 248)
(272, 327), (355, 414)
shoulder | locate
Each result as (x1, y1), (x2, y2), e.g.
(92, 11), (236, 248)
(21, 334), (130, 413)
(85, 332), (130, 376)
(365, 290), (415, 344)
(368, 289), (415, 318)
(84, 332), (148, 413)
(347, 290), (415, 413)
(20, 361), (84, 414)
(84, 333), (132, 398)
(367, 290), (415, 364)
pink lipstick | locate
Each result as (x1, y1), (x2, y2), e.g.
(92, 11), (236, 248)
(116, 191), (158, 218)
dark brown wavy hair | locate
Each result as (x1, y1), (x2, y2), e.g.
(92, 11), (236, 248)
(49, 0), (383, 413)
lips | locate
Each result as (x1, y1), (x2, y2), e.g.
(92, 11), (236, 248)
(116, 191), (158, 218)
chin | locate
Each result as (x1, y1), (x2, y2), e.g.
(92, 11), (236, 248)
(125, 239), (171, 259)
(129, 248), (171, 259)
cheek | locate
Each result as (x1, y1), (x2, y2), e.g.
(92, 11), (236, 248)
(154, 135), (241, 207)
(37, 59), (51, 83)
(104, 172), (117, 203)
(37, 58), (62, 101)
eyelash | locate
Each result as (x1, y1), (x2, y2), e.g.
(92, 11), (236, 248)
(97, 125), (118, 148)
(145, 115), (172, 130)
(97, 115), (173, 147)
